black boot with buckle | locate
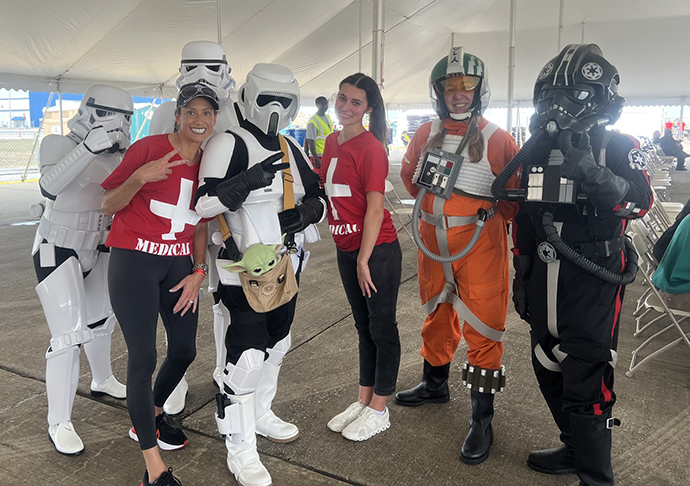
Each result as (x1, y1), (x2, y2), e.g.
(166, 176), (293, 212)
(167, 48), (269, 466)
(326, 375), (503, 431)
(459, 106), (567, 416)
(527, 393), (576, 474)
(395, 359), (450, 407)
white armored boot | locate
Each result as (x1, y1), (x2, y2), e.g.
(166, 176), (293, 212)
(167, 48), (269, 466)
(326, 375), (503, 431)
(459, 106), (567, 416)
(164, 376), (189, 416)
(254, 363), (299, 442)
(83, 316), (126, 399)
(46, 345), (84, 455)
(224, 393), (272, 486)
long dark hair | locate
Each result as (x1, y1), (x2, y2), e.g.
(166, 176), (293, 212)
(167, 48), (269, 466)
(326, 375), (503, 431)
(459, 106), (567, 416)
(339, 73), (388, 148)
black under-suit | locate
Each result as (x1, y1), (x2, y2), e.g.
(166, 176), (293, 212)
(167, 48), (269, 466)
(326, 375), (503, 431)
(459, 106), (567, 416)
(512, 128), (653, 484)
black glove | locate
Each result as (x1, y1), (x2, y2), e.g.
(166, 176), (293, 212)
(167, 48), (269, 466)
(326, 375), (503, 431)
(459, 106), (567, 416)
(245, 152), (289, 190)
(561, 131), (630, 209)
(512, 255), (533, 322)
(215, 152), (288, 211)
(279, 197), (324, 234)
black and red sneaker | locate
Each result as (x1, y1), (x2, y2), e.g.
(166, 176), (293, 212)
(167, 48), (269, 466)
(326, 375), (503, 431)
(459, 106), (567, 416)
(129, 413), (189, 451)
(141, 467), (182, 486)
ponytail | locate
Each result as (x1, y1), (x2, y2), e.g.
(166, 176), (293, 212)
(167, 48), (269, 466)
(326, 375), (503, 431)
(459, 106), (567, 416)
(339, 73), (388, 148)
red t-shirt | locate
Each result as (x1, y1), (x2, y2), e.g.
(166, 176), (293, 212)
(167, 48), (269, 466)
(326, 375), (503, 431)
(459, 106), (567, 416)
(321, 130), (397, 251)
(102, 134), (205, 257)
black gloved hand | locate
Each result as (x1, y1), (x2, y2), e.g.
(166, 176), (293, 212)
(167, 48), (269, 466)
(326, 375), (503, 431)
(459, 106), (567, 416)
(561, 131), (631, 209)
(560, 131), (599, 182)
(215, 152), (288, 211)
(278, 197), (324, 234)
(512, 255), (533, 322)
(244, 152), (289, 191)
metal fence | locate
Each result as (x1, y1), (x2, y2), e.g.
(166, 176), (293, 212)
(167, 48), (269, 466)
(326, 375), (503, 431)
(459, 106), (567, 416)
(0, 127), (42, 182)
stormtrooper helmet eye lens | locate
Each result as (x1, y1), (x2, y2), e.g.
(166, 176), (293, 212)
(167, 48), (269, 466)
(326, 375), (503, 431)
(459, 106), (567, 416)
(124, 114), (131, 122)
(207, 65), (221, 72)
(96, 109), (109, 117)
(257, 94), (293, 109)
(185, 65), (196, 72)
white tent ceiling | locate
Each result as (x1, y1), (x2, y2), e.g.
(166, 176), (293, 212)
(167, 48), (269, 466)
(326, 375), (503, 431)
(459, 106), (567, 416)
(1, 0), (690, 107)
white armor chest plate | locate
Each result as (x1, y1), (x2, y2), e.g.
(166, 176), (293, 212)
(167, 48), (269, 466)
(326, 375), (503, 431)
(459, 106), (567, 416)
(38, 140), (121, 251)
(222, 127), (306, 252)
(428, 120), (499, 199)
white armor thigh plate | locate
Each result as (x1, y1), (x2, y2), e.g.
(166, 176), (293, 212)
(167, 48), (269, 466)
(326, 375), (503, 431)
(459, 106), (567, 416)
(35, 257), (93, 352)
(83, 252), (112, 324)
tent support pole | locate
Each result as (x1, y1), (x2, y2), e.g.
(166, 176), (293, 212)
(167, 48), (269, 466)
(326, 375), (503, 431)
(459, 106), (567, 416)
(680, 98), (686, 141)
(558, 0), (564, 52)
(359, 0), (363, 73)
(217, 0), (222, 44)
(57, 79), (63, 136)
(372, 0), (384, 87)
(507, 0), (516, 134)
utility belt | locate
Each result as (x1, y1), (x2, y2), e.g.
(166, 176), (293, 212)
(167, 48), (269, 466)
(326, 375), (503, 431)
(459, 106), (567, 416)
(540, 235), (626, 261)
(420, 206), (495, 230)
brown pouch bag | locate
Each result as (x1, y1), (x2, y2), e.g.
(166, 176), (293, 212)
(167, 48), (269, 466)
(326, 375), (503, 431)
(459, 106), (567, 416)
(238, 253), (298, 313)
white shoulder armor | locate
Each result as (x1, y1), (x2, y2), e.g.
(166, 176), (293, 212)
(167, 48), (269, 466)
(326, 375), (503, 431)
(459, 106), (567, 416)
(149, 101), (177, 136)
(39, 135), (78, 170)
(213, 99), (240, 135)
(200, 132), (236, 181)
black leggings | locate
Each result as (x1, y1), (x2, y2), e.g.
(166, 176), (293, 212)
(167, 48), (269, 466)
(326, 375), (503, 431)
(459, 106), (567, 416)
(108, 248), (198, 450)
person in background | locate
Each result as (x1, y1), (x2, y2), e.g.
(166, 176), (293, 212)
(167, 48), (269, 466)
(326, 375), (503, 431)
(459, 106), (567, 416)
(659, 127), (688, 171)
(304, 96), (334, 175)
(102, 84), (218, 486)
(652, 130), (661, 144)
(323, 73), (402, 442)
(397, 47), (519, 465)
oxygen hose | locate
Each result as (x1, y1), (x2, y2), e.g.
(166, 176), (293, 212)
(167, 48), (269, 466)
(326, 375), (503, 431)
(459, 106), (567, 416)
(491, 128), (549, 200)
(537, 129), (638, 285)
(541, 211), (638, 285)
(411, 187), (487, 263)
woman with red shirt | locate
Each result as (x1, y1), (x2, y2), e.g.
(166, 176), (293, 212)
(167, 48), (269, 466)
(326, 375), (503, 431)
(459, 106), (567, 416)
(322, 73), (402, 442)
(101, 85), (216, 486)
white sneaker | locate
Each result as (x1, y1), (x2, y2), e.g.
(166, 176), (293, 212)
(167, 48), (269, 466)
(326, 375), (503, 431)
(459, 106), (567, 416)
(327, 402), (365, 433)
(90, 375), (126, 399)
(48, 421), (84, 455)
(341, 407), (390, 441)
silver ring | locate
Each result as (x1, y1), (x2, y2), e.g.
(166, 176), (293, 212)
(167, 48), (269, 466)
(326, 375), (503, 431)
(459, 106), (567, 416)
(188, 300), (194, 304)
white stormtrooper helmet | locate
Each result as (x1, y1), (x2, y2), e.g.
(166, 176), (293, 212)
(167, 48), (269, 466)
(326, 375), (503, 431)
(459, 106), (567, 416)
(238, 63), (300, 137)
(67, 84), (134, 145)
(176, 41), (236, 100)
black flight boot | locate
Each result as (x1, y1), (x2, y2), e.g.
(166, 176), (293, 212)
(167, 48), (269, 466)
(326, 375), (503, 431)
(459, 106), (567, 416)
(527, 394), (576, 474)
(570, 412), (616, 486)
(395, 360), (450, 407)
(459, 390), (494, 465)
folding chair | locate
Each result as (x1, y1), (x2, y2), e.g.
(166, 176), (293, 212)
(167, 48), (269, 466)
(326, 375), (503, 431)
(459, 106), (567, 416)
(626, 234), (690, 377)
(384, 179), (415, 243)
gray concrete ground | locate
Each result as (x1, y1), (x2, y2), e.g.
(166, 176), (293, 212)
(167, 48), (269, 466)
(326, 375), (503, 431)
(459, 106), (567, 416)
(1, 154), (689, 486)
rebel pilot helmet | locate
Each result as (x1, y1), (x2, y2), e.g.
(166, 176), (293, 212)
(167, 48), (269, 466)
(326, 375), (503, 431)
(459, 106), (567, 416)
(429, 46), (491, 121)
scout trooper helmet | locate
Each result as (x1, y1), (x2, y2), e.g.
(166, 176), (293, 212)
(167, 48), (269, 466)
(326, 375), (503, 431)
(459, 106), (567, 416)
(238, 63), (300, 137)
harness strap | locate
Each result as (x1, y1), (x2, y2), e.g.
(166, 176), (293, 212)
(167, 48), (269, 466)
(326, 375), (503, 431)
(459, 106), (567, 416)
(423, 283), (506, 342)
(278, 135), (295, 211)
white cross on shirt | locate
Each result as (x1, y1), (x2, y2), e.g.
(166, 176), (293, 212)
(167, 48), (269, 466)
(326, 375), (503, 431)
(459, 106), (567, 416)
(324, 157), (351, 220)
(149, 178), (202, 240)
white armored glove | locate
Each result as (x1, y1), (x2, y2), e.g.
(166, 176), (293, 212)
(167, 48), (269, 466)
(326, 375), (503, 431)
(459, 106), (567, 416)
(84, 127), (127, 154)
